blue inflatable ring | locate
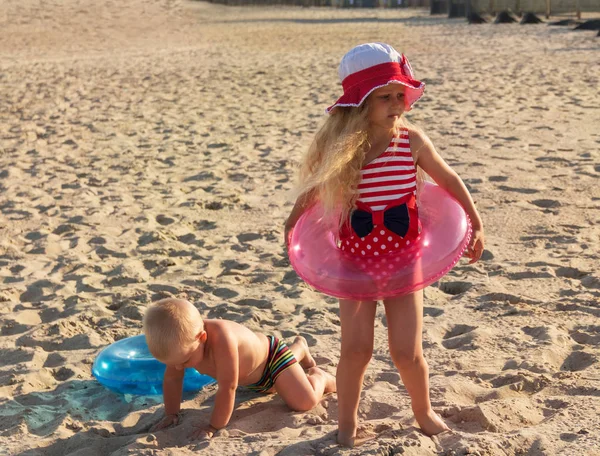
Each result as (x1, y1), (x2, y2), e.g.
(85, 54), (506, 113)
(92, 335), (215, 395)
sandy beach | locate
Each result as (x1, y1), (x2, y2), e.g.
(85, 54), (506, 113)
(1, 1), (599, 454)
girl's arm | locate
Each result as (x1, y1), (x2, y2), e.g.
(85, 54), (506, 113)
(284, 189), (316, 246)
(409, 129), (485, 263)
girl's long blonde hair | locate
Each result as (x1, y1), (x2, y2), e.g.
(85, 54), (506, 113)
(297, 105), (371, 226)
(296, 105), (428, 227)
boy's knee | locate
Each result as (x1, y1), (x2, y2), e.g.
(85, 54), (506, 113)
(289, 394), (318, 412)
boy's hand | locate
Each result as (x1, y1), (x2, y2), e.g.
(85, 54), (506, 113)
(189, 424), (218, 441)
(150, 413), (179, 432)
(465, 229), (484, 264)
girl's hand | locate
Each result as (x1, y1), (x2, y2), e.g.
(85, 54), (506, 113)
(465, 229), (484, 264)
(150, 413), (179, 432)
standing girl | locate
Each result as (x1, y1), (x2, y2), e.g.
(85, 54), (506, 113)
(284, 43), (484, 447)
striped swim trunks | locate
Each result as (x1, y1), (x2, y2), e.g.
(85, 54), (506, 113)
(246, 336), (297, 393)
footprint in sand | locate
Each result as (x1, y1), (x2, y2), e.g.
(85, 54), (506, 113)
(580, 274), (600, 290)
(43, 352), (67, 368)
(95, 246), (127, 259)
(236, 298), (272, 310)
(177, 233), (204, 246)
(424, 306), (444, 317)
(488, 372), (550, 395)
(506, 270), (554, 280)
(104, 262), (149, 287)
(530, 199), (561, 209)
(20, 280), (63, 302)
(17, 322), (105, 351)
(194, 220), (217, 231)
(445, 398), (545, 433)
(375, 372), (402, 385)
(444, 324), (477, 339)
(204, 201), (225, 211)
(360, 400), (399, 421)
(0, 202), (33, 220)
(1, 319), (31, 336)
(51, 366), (75, 381)
(25, 231), (46, 241)
(560, 351), (597, 372)
(522, 326), (571, 346)
(497, 185), (540, 194)
(52, 224), (76, 236)
(1, 347), (45, 367)
(184, 170), (215, 182)
(442, 325), (483, 350)
(463, 178), (482, 193)
(237, 232), (262, 243)
(535, 156), (571, 164)
(437, 281), (473, 296)
(475, 293), (518, 312)
(554, 266), (589, 279)
(570, 325), (600, 345)
(212, 287), (239, 299)
(221, 259), (251, 272)
(228, 172), (248, 182)
(156, 214), (175, 225)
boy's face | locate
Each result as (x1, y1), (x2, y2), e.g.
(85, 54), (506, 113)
(164, 330), (207, 371)
(367, 84), (406, 130)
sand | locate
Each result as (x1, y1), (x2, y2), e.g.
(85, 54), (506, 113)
(1, 1), (599, 455)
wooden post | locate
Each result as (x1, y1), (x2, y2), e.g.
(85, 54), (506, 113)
(576, 0), (581, 20)
(545, 0), (550, 18)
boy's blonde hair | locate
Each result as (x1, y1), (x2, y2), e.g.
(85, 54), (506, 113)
(143, 298), (203, 361)
(297, 104), (427, 227)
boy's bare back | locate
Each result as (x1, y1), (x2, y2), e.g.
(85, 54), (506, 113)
(191, 319), (270, 387)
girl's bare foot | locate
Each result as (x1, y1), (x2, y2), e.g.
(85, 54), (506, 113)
(294, 336), (316, 369)
(414, 408), (450, 436)
(337, 426), (356, 448)
(337, 425), (377, 447)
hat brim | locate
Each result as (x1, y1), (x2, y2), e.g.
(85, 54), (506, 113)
(326, 76), (424, 114)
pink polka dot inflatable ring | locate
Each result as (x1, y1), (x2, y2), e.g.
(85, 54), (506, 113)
(288, 182), (472, 300)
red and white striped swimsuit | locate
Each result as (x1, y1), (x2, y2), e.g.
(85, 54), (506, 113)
(339, 128), (420, 257)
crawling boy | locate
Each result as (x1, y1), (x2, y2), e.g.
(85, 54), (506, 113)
(143, 298), (336, 438)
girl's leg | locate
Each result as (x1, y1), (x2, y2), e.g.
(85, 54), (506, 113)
(336, 299), (377, 447)
(383, 291), (449, 436)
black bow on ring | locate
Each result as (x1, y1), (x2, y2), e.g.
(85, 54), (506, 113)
(350, 204), (410, 238)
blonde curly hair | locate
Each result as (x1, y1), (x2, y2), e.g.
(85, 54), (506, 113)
(296, 104), (426, 228)
(297, 105), (370, 227)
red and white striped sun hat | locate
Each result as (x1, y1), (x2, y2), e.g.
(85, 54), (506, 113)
(326, 43), (425, 114)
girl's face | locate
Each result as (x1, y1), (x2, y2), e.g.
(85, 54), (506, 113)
(366, 84), (406, 131)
